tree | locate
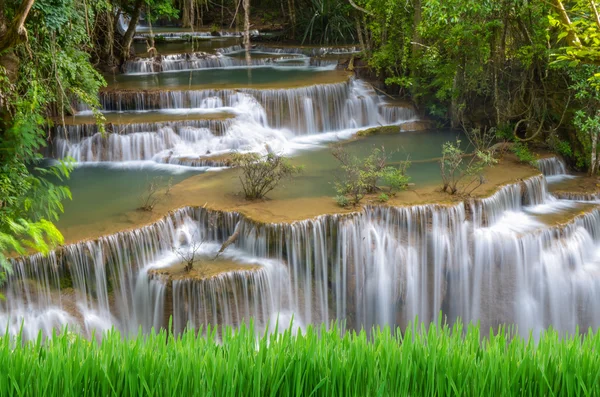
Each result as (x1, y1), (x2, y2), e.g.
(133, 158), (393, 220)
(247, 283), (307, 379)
(173, 232), (205, 273)
(231, 152), (303, 200)
(548, 0), (600, 173)
(439, 139), (497, 196)
(332, 144), (410, 207)
(0, 0), (104, 272)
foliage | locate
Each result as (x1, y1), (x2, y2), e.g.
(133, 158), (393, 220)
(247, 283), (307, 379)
(332, 145), (410, 207)
(511, 142), (537, 165)
(299, 0), (355, 45)
(380, 164), (410, 194)
(0, 0), (106, 272)
(377, 193), (389, 203)
(231, 152), (303, 200)
(440, 139), (497, 195)
(548, 0), (600, 70)
(1, 320), (600, 395)
(565, 65), (600, 174)
(334, 195), (350, 207)
(465, 127), (496, 152)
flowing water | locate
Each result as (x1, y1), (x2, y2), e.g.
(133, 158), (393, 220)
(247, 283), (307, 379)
(5, 40), (600, 340)
(5, 175), (600, 339)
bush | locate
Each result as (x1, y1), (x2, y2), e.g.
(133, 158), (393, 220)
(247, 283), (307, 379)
(335, 195), (350, 207)
(138, 176), (173, 211)
(378, 193), (389, 202)
(232, 152), (303, 200)
(511, 142), (537, 164)
(440, 139), (497, 195)
(381, 165), (411, 194)
(332, 144), (410, 206)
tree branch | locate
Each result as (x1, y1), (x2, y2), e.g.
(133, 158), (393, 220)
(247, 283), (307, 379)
(0, 0), (35, 54)
(551, 0), (581, 46)
(348, 0), (373, 16)
(590, 0), (600, 31)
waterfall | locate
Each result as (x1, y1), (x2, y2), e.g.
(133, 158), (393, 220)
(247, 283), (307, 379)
(554, 192), (600, 202)
(90, 81), (388, 132)
(469, 175), (547, 227)
(6, 175), (598, 338)
(536, 156), (567, 176)
(216, 45), (361, 57)
(134, 30), (259, 40)
(124, 53), (274, 74)
(60, 80), (419, 164)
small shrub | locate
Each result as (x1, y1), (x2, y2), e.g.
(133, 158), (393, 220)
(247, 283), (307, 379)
(440, 139), (497, 195)
(232, 152), (303, 200)
(378, 193), (389, 202)
(335, 195), (350, 207)
(332, 144), (410, 205)
(381, 165), (410, 194)
(138, 176), (173, 211)
(511, 142), (537, 164)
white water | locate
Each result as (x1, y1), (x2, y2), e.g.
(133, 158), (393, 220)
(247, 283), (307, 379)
(58, 80), (419, 165)
(5, 175), (600, 339)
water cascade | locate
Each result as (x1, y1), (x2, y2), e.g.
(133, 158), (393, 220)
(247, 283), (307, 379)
(58, 80), (418, 164)
(5, 175), (600, 339)
(536, 156), (567, 176)
(124, 53), (283, 74)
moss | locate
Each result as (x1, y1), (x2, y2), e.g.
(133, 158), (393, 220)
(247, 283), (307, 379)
(58, 274), (73, 290)
(356, 125), (401, 137)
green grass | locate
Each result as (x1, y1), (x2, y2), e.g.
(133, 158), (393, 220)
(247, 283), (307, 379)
(1, 320), (599, 396)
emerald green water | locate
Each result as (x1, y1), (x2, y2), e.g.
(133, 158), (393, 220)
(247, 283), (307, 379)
(57, 166), (200, 230)
(56, 130), (463, 233)
(279, 130), (465, 199)
(105, 67), (348, 90)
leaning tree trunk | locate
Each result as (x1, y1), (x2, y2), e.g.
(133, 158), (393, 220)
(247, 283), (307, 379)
(121, 0), (144, 62)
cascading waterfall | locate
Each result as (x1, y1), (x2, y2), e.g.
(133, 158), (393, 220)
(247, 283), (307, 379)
(124, 53), (277, 74)
(216, 45), (361, 57)
(59, 80), (418, 164)
(89, 81), (405, 132)
(5, 175), (600, 338)
(536, 156), (567, 176)
(134, 30), (259, 40)
(51, 119), (234, 161)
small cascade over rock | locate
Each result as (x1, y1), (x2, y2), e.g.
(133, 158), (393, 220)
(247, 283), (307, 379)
(124, 53), (275, 74)
(5, 175), (600, 338)
(536, 156), (567, 176)
(469, 175), (548, 227)
(134, 30), (259, 40)
(216, 45), (361, 57)
(554, 192), (600, 202)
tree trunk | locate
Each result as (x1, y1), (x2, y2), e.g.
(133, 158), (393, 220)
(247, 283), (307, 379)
(590, 130), (598, 176)
(243, 0), (251, 66)
(121, 0), (144, 62)
(287, 0), (296, 39)
(411, 0), (422, 57)
(355, 17), (366, 53)
(0, 0), (35, 54)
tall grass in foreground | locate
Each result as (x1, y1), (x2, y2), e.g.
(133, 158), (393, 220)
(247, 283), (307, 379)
(1, 321), (599, 396)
